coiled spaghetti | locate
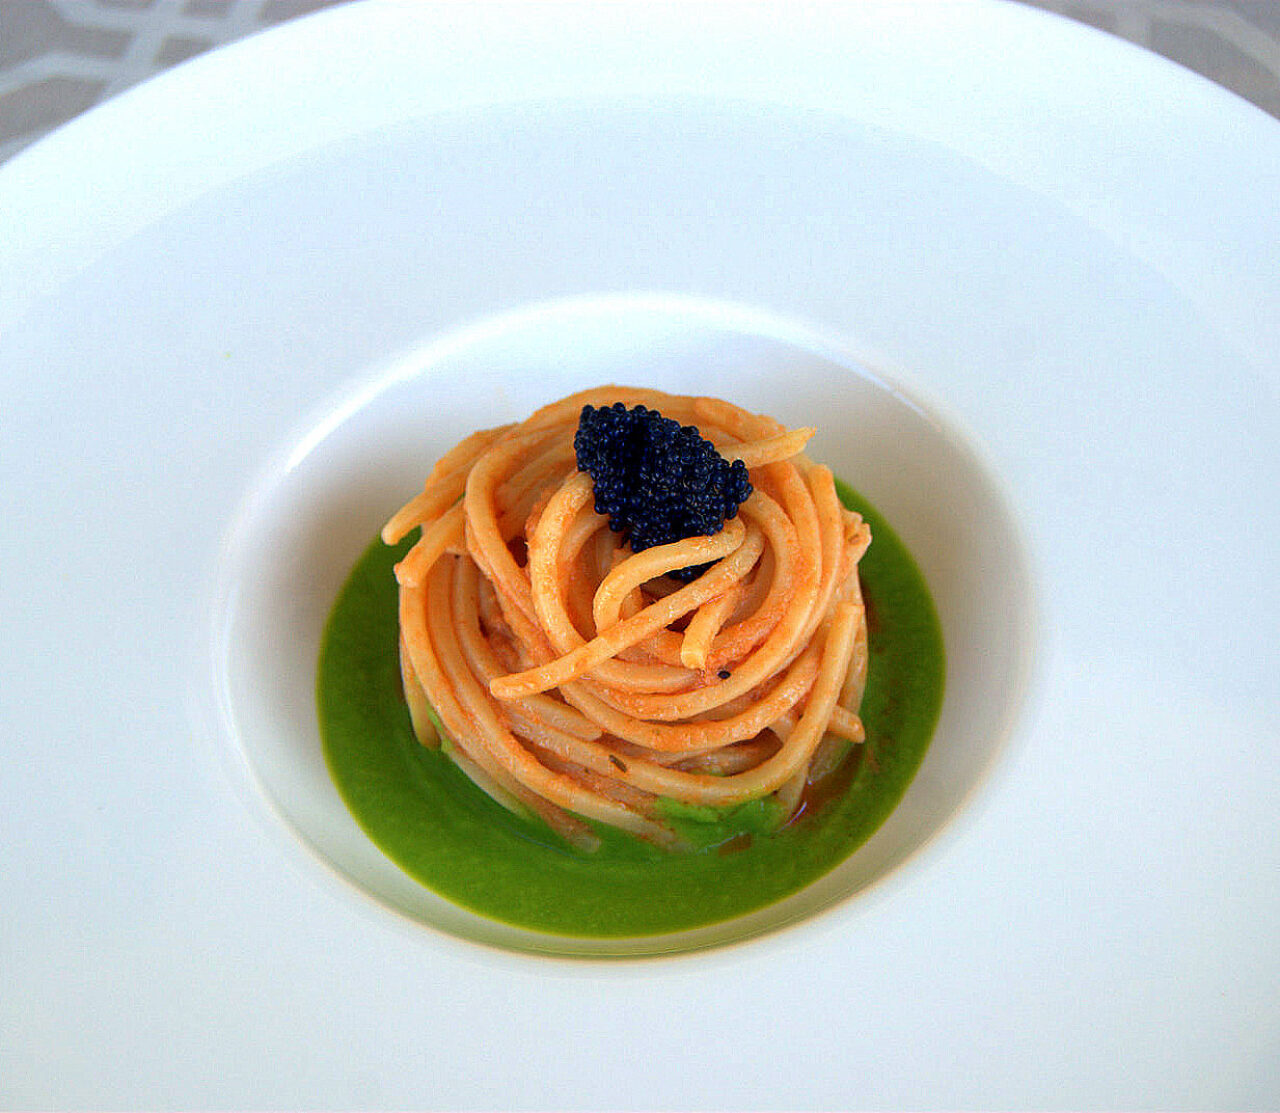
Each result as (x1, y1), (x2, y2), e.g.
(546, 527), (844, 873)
(382, 387), (871, 850)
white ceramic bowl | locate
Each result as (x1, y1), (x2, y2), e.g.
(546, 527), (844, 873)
(212, 291), (1036, 956)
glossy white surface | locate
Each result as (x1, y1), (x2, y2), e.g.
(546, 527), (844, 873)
(1, 1), (1277, 1107)
(216, 293), (1033, 956)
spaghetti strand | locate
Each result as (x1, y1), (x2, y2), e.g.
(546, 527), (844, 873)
(389, 387), (870, 847)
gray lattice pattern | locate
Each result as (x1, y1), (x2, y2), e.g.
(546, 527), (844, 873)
(0, 0), (346, 162)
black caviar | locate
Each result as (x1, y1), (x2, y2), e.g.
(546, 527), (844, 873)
(574, 402), (753, 581)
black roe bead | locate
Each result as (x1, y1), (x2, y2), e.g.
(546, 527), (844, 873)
(573, 402), (753, 580)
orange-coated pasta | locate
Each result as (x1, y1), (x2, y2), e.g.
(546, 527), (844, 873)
(385, 387), (871, 850)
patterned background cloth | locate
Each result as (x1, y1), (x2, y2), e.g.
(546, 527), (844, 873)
(1, 0), (1278, 166)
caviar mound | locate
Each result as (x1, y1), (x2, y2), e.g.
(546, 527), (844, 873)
(573, 402), (753, 581)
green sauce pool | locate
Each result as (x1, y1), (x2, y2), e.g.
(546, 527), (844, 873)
(317, 481), (944, 938)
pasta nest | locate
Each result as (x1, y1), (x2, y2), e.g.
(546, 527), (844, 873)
(383, 387), (871, 850)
